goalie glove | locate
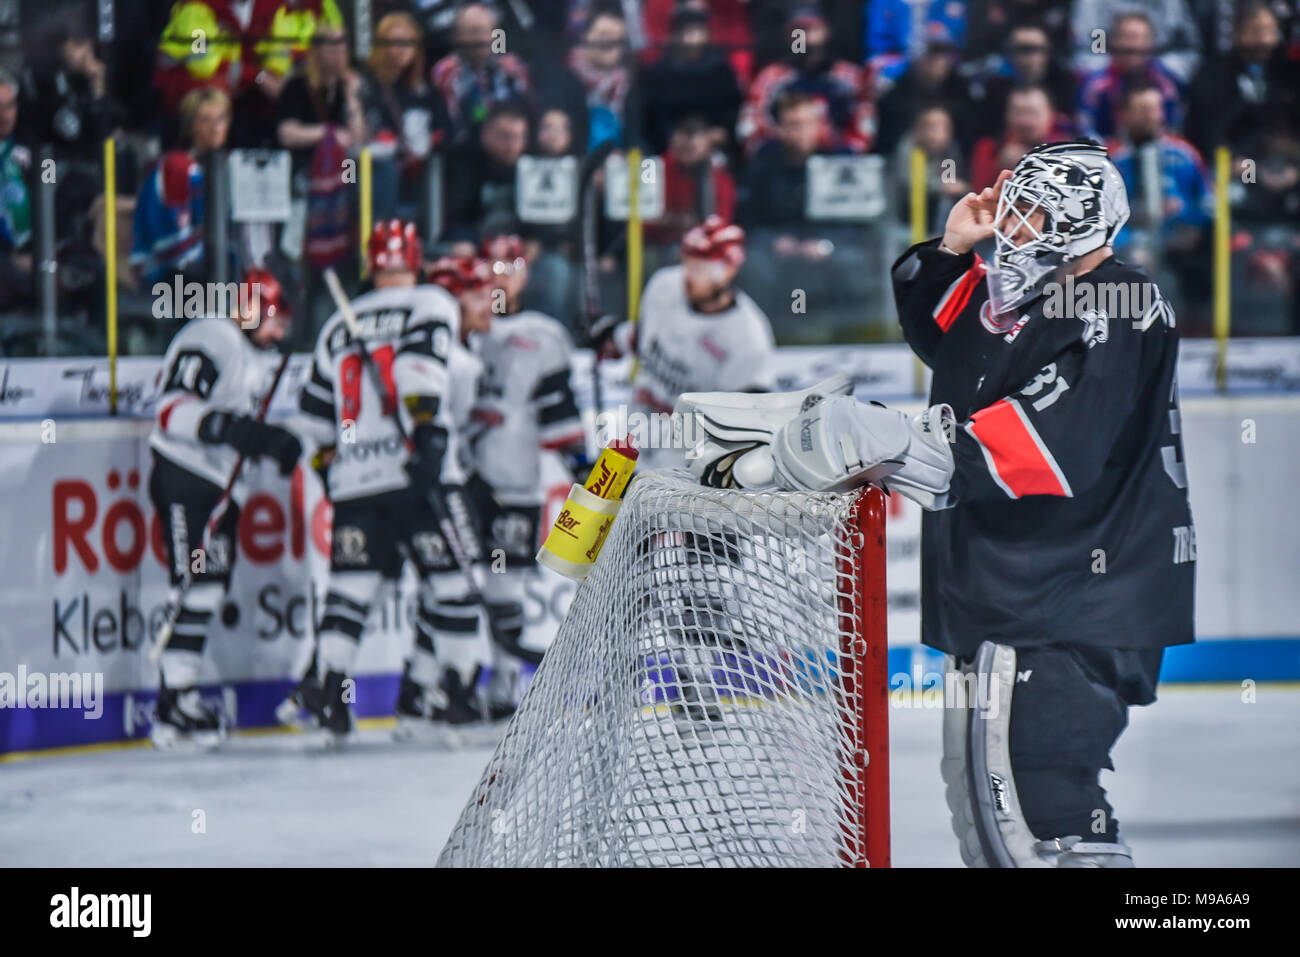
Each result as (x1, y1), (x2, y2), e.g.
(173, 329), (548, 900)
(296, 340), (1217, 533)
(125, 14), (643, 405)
(771, 396), (957, 509)
(675, 375), (853, 488)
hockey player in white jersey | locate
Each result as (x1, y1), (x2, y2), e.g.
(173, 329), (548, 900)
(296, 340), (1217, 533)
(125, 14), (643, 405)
(149, 266), (301, 748)
(597, 215), (776, 469)
(468, 234), (586, 717)
(288, 221), (496, 742)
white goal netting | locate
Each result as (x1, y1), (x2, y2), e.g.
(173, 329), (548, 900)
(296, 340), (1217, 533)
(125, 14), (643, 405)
(438, 470), (887, 867)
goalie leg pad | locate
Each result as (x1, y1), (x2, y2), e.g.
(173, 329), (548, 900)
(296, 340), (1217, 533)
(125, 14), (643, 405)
(940, 653), (987, 867)
(964, 641), (1054, 867)
(945, 644), (1141, 868)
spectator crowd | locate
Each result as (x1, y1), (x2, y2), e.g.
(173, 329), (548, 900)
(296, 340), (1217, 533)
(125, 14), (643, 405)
(1, 0), (1299, 354)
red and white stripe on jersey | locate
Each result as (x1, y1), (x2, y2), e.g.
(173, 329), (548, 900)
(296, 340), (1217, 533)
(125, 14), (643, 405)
(966, 398), (1073, 498)
(541, 427), (587, 451)
(157, 394), (195, 434)
(931, 254), (985, 332)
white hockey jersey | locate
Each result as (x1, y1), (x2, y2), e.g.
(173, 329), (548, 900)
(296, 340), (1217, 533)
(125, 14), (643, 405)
(299, 284), (474, 501)
(470, 310), (582, 505)
(448, 336), (485, 479)
(630, 265), (776, 469)
(150, 317), (283, 496)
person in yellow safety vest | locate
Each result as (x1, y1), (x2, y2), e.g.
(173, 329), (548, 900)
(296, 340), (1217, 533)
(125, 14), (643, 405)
(156, 0), (343, 143)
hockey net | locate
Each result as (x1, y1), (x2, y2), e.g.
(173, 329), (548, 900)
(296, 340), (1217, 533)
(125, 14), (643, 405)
(438, 470), (889, 867)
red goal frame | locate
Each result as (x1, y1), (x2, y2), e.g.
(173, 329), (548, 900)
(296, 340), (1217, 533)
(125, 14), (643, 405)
(838, 485), (891, 867)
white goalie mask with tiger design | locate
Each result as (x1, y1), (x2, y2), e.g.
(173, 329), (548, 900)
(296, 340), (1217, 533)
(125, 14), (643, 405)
(986, 141), (1131, 324)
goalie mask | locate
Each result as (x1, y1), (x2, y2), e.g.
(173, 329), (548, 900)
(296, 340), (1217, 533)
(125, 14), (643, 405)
(986, 142), (1130, 322)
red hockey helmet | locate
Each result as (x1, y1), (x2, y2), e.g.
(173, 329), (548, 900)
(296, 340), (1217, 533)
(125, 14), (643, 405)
(681, 215), (745, 268)
(425, 256), (494, 297)
(244, 266), (289, 321)
(368, 219), (423, 274)
(482, 233), (527, 276)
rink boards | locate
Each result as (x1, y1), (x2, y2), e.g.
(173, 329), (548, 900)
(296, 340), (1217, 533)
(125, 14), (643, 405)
(1, 344), (1298, 754)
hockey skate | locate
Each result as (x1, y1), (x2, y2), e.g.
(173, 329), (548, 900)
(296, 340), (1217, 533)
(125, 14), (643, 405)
(394, 668), (488, 748)
(483, 664), (523, 725)
(275, 671), (324, 729)
(393, 667), (441, 744)
(313, 670), (355, 746)
(151, 685), (224, 751)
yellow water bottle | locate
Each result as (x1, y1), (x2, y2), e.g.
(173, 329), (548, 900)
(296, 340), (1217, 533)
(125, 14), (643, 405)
(536, 439), (638, 581)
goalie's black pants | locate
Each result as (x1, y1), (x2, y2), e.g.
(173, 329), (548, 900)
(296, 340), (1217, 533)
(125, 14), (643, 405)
(995, 643), (1164, 843)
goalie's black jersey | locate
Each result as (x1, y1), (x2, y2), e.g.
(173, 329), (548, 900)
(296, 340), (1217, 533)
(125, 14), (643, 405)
(893, 239), (1195, 656)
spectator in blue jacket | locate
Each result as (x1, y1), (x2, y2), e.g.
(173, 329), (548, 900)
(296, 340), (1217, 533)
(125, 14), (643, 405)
(1077, 11), (1184, 139)
(866, 0), (967, 84)
(1108, 84), (1210, 250)
(1109, 82), (1211, 328)
(130, 88), (228, 288)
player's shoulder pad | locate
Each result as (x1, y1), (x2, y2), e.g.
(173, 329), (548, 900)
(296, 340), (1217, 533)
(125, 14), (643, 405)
(409, 282), (458, 313)
(408, 283), (460, 328)
(643, 263), (683, 299)
(171, 315), (244, 354)
(510, 310), (575, 353)
(733, 289), (776, 340)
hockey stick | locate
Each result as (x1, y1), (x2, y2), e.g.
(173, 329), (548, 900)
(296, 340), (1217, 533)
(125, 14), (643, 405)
(578, 141), (616, 435)
(320, 268), (498, 630)
(150, 347), (294, 664)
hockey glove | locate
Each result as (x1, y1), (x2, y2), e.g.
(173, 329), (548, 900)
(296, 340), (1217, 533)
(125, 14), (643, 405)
(310, 444), (336, 493)
(675, 375), (854, 488)
(586, 314), (635, 360)
(405, 423), (449, 495)
(199, 411), (302, 476)
(771, 396), (956, 509)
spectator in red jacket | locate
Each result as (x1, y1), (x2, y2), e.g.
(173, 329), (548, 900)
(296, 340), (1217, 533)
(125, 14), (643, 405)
(738, 7), (875, 155)
(968, 84), (1072, 190)
(646, 115), (737, 254)
(642, 0), (755, 85)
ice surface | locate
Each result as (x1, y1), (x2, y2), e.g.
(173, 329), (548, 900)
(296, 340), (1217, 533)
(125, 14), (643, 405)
(2, 686), (1296, 867)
